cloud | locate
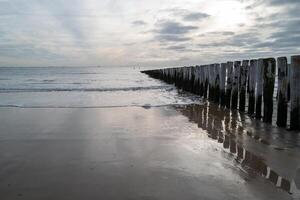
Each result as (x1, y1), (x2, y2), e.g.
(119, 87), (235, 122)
(0, 0), (299, 67)
(155, 34), (191, 42)
(267, 0), (300, 5)
(199, 31), (235, 37)
(132, 20), (147, 26)
(165, 45), (186, 51)
(151, 21), (198, 43)
(154, 21), (198, 35)
(246, 0), (300, 9)
(183, 12), (210, 21)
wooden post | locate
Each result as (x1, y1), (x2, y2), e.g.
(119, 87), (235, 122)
(290, 55), (300, 130)
(214, 64), (221, 104)
(209, 64), (215, 101)
(256, 59), (264, 119)
(183, 67), (188, 90)
(188, 67), (193, 92)
(174, 68), (178, 87)
(171, 68), (175, 84)
(194, 66), (200, 95)
(192, 66), (195, 93)
(248, 60), (257, 115)
(184, 67), (189, 91)
(175, 68), (180, 88)
(262, 58), (276, 123)
(220, 63), (226, 106)
(239, 60), (249, 112)
(226, 62), (233, 108)
(232, 61), (240, 110)
(199, 66), (204, 96)
(203, 65), (209, 99)
(277, 57), (288, 127)
(179, 67), (184, 89)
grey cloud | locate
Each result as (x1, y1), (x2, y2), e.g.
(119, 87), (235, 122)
(132, 20), (147, 26)
(183, 12), (210, 21)
(152, 21), (197, 43)
(256, 19), (300, 49)
(267, 0), (300, 5)
(155, 34), (191, 42)
(246, 0), (300, 9)
(165, 45), (187, 51)
(198, 32), (261, 48)
(154, 21), (198, 35)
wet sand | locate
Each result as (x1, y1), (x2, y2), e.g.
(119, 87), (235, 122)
(0, 105), (297, 200)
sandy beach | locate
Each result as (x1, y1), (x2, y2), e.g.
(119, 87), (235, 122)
(0, 105), (295, 200)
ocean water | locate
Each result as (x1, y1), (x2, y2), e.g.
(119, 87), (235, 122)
(0, 67), (198, 108)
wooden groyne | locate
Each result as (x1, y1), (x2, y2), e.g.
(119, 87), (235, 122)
(141, 55), (300, 131)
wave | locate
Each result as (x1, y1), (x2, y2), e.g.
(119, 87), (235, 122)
(0, 86), (172, 93)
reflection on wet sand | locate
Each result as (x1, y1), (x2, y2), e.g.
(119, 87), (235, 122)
(175, 102), (300, 196)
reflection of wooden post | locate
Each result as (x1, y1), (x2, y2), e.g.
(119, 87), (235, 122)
(232, 61), (240, 109)
(277, 57), (288, 127)
(226, 62), (233, 108)
(256, 59), (264, 119)
(220, 63), (226, 106)
(239, 60), (249, 112)
(290, 55), (300, 130)
(248, 60), (257, 115)
(214, 64), (221, 104)
(262, 58), (276, 123)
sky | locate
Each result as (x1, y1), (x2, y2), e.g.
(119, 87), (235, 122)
(0, 0), (299, 67)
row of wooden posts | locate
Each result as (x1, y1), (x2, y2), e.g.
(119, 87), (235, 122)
(142, 55), (300, 131)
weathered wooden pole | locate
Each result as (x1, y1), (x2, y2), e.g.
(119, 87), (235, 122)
(220, 63), (227, 106)
(231, 61), (240, 110)
(175, 68), (180, 88)
(183, 67), (188, 90)
(199, 66), (204, 96)
(184, 67), (189, 91)
(203, 65), (209, 99)
(194, 66), (200, 95)
(262, 58), (276, 123)
(239, 60), (249, 112)
(290, 55), (300, 130)
(277, 57), (289, 127)
(171, 68), (175, 84)
(179, 67), (184, 89)
(226, 62), (233, 108)
(209, 64), (215, 101)
(248, 60), (257, 115)
(214, 64), (221, 104)
(189, 67), (195, 93)
(256, 59), (264, 119)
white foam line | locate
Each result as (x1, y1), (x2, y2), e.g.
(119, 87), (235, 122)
(0, 103), (200, 109)
(0, 85), (172, 93)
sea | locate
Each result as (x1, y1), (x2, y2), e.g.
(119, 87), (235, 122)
(0, 67), (198, 108)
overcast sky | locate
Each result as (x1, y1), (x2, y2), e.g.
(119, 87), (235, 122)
(0, 0), (299, 67)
